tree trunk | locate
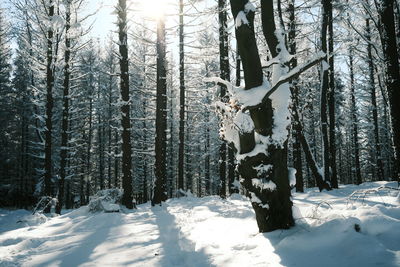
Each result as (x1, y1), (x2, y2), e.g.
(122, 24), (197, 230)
(55, 0), (71, 215)
(287, 0), (304, 193)
(320, 0), (330, 185)
(152, 16), (168, 205)
(327, 0), (338, 188)
(44, 0), (55, 211)
(349, 48), (362, 185)
(218, 0), (230, 199)
(377, 0), (400, 183)
(178, 0), (185, 192)
(365, 17), (384, 181)
(229, 0), (294, 232)
(118, 0), (133, 208)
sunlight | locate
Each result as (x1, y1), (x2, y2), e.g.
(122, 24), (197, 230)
(137, 0), (173, 20)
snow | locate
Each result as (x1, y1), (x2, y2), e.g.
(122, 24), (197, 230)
(235, 11), (249, 28)
(234, 110), (254, 134)
(252, 178), (276, 191)
(244, 2), (256, 13)
(1, 182), (399, 267)
(288, 167), (297, 187)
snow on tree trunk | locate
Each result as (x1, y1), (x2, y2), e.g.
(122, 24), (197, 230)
(224, 0), (294, 232)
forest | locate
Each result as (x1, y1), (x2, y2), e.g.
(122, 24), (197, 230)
(0, 0), (399, 266)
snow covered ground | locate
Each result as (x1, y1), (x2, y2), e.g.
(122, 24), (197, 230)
(0, 181), (399, 267)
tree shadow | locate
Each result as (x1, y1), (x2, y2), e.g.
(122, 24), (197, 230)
(152, 206), (215, 267)
(32, 213), (118, 267)
(260, 217), (399, 267)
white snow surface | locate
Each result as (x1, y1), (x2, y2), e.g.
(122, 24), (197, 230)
(1, 182), (399, 267)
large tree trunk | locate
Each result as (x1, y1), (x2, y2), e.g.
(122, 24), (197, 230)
(152, 16), (168, 205)
(178, 0), (185, 192)
(229, 0), (294, 232)
(55, 0), (71, 215)
(44, 0), (55, 211)
(218, 0), (230, 199)
(118, 0), (133, 209)
(377, 0), (400, 183)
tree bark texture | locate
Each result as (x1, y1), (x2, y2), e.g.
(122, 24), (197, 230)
(229, 0), (294, 232)
(118, 0), (133, 208)
(44, 0), (55, 205)
(56, 0), (71, 215)
(152, 17), (168, 205)
(218, 0), (230, 199)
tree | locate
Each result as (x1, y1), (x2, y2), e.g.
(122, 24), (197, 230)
(178, 0), (185, 192)
(375, 0), (400, 183)
(117, 0), (134, 209)
(152, 12), (168, 205)
(218, 0), (230, 198)
(55, 0), (72, 214)
(223, 0), (296, 232)
(43, 0), (56, 211)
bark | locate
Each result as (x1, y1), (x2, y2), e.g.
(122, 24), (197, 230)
(229, 0), (294, 232)
(114, 130), (120, 188)
(327, 0), (338, 188)
(377, 0), (400, 183)
(218, 0), (230, 199)
(287, 0), (304, 192)
(107, 63), (114, 189)
(118, 0), (133, 208)
(44, 0), (55, 208)
(320, 0), (330, 184)
(365, 17), (384, 181)
(152, 16), (168, 205)
(292, 104), (331, 191)
(98, 87), (104, 190)
(205, 66), (211, 195)
(178, 0), (185, 191)
(349, 49), (362, 185)
(55, 0), (71, 215)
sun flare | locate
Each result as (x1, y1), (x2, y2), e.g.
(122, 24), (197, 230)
(137, 0), (174, 20)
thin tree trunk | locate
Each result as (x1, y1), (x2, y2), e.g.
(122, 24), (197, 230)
(178, 0), (185, 192)
(327, 0), (338, 188)
(349, 49), (362, 185)
(152, 15), (168, 205)
(320, 0), (330, 185)
(365, 17), (384, 181)
(287, 0), (304, 192)
(218, 0), (230, 199)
